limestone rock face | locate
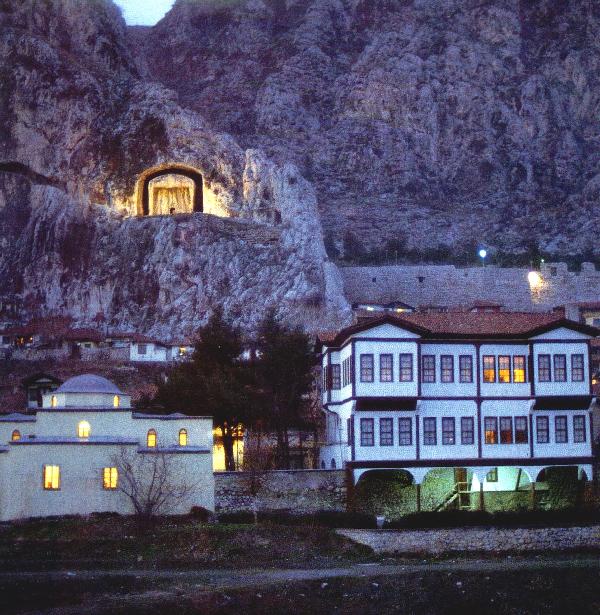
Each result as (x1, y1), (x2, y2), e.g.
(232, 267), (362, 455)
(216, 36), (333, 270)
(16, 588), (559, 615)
(135, 0), (600, 262)
(0, 0), (351, 335)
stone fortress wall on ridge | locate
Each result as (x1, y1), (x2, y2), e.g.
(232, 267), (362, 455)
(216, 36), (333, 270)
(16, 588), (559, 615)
(340, 262), (600, 312)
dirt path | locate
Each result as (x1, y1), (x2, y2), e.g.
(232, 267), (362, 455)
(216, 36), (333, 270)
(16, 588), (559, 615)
(4, 555), (600, 614)
(3, 554), (600, 588)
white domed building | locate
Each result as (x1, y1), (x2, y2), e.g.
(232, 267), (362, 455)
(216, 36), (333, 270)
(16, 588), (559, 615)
(0, 374), (214, 520)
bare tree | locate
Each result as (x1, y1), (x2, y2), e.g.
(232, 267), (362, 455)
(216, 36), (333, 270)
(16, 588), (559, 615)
(241, 425), (274, 523)
(112, 447), (197, 524)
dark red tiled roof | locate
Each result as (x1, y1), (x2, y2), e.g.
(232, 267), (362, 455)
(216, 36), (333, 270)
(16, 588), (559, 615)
(62, 328), (103, 342)
(318, 312), (599, 348)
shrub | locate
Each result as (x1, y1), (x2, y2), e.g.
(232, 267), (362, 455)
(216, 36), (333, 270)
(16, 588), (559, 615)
(189, 506), (212, 522)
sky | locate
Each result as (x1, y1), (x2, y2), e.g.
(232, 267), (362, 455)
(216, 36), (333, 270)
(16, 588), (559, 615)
(113, 0), (176, 25)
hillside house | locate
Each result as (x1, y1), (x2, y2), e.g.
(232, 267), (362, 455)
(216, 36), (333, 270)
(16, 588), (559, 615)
(21, 373), (63, 410)
(319, 313), (597, 511)
(0, 374), (214, 520)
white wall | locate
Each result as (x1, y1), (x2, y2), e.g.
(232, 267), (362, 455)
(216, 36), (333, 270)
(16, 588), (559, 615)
(0, 443), (213, 521)
(353, 340), (419, 398)
(130, 342), (168, 362)
(533, 341), (589, 396)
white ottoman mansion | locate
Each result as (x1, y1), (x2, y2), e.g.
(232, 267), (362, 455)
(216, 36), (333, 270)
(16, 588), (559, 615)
(0, 375), (214, 521)
(319, 312), (598, 506)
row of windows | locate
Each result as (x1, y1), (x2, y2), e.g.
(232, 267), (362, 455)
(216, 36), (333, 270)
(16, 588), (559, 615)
(326, 352), (586, 387)
(358, 414), (588, 447)
(50, 395), (121, 408)
(43, 465), (118, 490)
(537, 354), (584, 383)
(146, 428), (188, 447)
(534, 415), (587, 444)
(10, 428), (189, 447)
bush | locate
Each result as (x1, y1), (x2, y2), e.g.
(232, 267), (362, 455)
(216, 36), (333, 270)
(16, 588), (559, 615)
(384, 508), (600, 530)
(189, 506), (212, 522)
(216, 510), (377, 528)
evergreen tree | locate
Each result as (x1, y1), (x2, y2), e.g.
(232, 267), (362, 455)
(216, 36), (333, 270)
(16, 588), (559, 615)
(255, 311), (315, 468)
(155, 308), (254, 471)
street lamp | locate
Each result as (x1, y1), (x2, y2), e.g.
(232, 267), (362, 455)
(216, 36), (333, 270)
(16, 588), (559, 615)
(478, 249), (487, 267)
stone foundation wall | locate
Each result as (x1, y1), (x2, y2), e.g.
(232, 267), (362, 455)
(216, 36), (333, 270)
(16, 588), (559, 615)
(214, 469), (347, 514)
(338, 526), (600, 555)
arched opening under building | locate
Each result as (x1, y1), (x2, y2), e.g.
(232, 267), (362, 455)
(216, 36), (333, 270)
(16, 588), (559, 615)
(353, 469), (415, 520)
(139, 166), (203, 216)
(536, 466), (584, 510)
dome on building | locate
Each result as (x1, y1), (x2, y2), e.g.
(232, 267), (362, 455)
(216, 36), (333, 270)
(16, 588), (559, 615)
(56, 374), (124, 395)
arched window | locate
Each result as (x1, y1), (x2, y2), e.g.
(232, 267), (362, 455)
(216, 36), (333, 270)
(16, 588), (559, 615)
(113, 395), (120, 408)
(331, 458), (336, 469)
(320, 460), (326, 469)
(147, 429), (157, 448)
(11, 430), (21, 442)
(179, 429), (188, 447)
(78, 421), (91, 438)
(51, 395), (58, 408)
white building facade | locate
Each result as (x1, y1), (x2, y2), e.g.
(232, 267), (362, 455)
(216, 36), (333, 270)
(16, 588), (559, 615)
(319, 314), (597, 501)
(0, 374), (214, 521)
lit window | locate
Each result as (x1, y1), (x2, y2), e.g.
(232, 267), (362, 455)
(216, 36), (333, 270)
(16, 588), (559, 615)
(77, 421), (91, 438)
(103, 467), (118, 490)
(178, 346), (187, 357)
(513, 356), (526, 383)
(499, 417), (513, 444)
(498, 356), (511, 383)
(113, 395), (120, 408)
(43, 465), (60, 490)
(147, 429), (157, 448)
(51, 395), (58, 408)
(11, 430), (21, 442)
(482, 356), (496, 383)
(484, 417), (498, 444)
(179, 428), (188, 446)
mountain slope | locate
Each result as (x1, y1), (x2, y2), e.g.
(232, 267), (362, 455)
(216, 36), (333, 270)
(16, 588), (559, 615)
(135, 0), (600, 263)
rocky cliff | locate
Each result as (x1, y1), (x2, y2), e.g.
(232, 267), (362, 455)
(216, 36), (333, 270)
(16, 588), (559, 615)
(135, 0), (600, 263)
(0, 0), (350, 337)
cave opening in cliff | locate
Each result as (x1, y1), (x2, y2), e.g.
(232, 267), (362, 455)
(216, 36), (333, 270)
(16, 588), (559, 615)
(139, 166), (203, 216)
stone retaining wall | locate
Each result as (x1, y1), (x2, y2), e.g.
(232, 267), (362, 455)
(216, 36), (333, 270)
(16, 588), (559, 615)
(341, 262), (600, 311)
(338, 526), (600, 555)
(214, 469), (346, 514)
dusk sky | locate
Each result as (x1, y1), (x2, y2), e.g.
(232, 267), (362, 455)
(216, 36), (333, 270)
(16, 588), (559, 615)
(113, 0), (175, 25)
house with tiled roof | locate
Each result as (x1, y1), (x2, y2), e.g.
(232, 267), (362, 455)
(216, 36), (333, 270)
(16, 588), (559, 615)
(318, 312), (598, 511)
